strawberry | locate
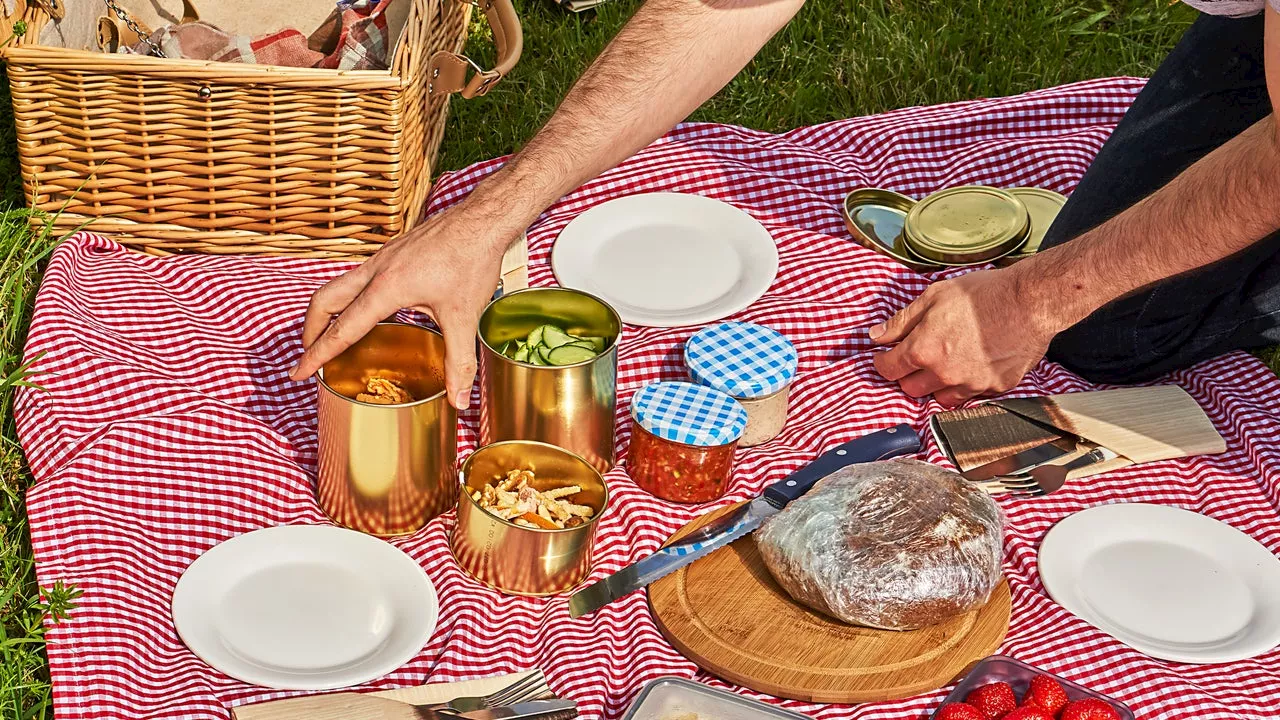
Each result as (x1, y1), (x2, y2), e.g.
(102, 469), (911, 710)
(1021, 675), (1070, 716)
(1000, 708), (1054, 720)
(1059, 698), (1121, 720)
(936, 703), (987, 720)
(964, 682), (1018, 719)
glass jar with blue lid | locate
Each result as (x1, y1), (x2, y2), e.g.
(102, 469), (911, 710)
(684, 322), (799, 447)
(628, 381), (747, 503)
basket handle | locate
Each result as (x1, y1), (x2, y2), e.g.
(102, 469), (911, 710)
(428, 0), (522, 99)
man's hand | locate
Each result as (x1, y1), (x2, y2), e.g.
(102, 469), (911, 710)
(288, 203), (511, 409)
(869, 269), (1060, 407)
(287, 0), (806, 407)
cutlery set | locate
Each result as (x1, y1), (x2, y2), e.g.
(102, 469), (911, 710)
(234, 673), (573, 720)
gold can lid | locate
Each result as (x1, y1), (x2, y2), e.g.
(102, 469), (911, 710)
(841, 188), (939, 271)
(904, 186), (1030, 265)
(1007, 187), (1066, 256)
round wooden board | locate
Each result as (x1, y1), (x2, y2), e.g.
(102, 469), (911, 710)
(648, 504), (1012, 704)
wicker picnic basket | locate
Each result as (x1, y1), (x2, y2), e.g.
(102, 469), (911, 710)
(0, 0), (522, 260)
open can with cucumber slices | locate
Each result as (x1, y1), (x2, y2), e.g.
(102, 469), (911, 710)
(477, 287), (623, 473)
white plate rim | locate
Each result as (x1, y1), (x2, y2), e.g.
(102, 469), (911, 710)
(550, 192), (779, 328)
(1038, 502), (1280, 663)
(171, 524), (438, 690)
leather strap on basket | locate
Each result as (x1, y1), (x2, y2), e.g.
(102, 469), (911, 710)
(29, 0), (66, 21)
(428, 0), (521, 98)
(97, 0), (199, 54)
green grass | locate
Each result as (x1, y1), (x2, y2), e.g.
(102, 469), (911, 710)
(0, 1), (1255, 717)
(439, 0), (1198, 171)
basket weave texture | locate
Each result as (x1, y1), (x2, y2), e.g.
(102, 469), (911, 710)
(3, 0), (472, 259)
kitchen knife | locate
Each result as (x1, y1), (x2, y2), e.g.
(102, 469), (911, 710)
(567, 424), (922, 618)
(960, 437), (1077, 481)
(455, 699), (578, 720)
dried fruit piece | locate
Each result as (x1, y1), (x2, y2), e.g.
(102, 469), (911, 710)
(965, 682), (1018, 719)
(356, 376), (414, 404)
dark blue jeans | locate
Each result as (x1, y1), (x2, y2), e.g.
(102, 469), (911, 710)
(1042, 12), (1280, 383)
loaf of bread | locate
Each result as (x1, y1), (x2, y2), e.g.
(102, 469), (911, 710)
(755, 458), (1003, 630)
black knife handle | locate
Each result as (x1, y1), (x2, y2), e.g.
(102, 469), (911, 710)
(762, 424), (921, 508)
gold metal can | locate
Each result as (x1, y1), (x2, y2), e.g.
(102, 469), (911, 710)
(316, 322), (458, 536)
(903, 185), (1030, 266)
(451, 440), (609, 596)
(841, 188), (940, 272)
(477, 287), (622, 473)
(997, 188), (1068, 265)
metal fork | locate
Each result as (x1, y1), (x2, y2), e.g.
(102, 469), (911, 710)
(419, 671), (553, 713)
(974, 448), (1110, 498)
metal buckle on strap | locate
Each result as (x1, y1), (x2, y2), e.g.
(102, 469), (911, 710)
(462, 54), (501, 96)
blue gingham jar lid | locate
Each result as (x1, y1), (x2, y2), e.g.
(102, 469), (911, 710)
(630, 381), (747, 447)
(684, 322), (799, 399)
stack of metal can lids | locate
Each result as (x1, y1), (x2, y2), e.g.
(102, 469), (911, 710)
(841, 185), (1067, 270)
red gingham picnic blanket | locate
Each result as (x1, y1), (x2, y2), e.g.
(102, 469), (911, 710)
(16, 78), (1280, 720)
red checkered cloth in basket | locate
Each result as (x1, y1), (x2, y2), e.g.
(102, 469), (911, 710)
(134, 0), (391, 71)
(16, 77), (1280, 720)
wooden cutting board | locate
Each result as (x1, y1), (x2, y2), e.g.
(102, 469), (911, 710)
(649, 505), (1011, 704)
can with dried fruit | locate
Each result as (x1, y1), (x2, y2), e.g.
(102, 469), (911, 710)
(684, 322), (798, 447)
(627, 381), (746, 503)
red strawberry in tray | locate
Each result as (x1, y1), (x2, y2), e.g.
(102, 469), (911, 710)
(964, 682), (1018, 719)
(937, 703), (988, 720)
(1000, 708), (1055, 720)
(1021, 675), (1070, 716)
(1060, 698), (1122, 720)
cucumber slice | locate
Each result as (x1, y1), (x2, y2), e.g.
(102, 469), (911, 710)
(498, 340), (516, 358)
(513, 344), (531, 363)
(563, 341), (597, 353)
(548, 345), (598, 365)
(578, 336), (607, 352)
(542, 326), (575, 349)
(526, 325), (545, 348)
(529, 349), (549, 366)
(537, 345), (553, 363)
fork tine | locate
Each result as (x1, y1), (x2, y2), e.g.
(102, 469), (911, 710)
(485, 673), (540, 706)
(979, 475), (1039, 489)
(484, 672), (548, 707)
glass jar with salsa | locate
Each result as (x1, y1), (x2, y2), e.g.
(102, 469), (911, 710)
(627, 381), (747, 503)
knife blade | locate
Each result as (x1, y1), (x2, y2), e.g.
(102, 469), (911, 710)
(960, 436), (1077, 481)
(567, 424), (922, 618)
(456, 699), (578, 720)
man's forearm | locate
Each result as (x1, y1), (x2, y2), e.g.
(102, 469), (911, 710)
(467, 0), (805, 243)
(1010, 116), (1280, 334)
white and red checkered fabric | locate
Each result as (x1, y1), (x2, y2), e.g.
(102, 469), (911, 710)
(16, 78), (1280, 720)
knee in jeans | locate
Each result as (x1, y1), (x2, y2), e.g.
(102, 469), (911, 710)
(1047, 321), (1148, 385)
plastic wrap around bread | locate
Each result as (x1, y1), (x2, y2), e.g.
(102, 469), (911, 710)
(755, 458), (1003, 631)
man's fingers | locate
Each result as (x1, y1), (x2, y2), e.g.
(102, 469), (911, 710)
(438, 311), (480, 410)
(869, 293), (930, 346)
(897, 369), (946, 399)
(301, 266), (375, 349)
(290, 283), (392, 380)
(934, 385), (981, 409)
(872, 339), (925, 382)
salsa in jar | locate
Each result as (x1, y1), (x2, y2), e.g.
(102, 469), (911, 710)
(627, 382), (746, 504)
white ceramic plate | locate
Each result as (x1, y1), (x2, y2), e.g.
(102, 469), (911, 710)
(1039, 503), (1280, 663)
(551, 192), (779, 327)
(171, 525), (438, 689)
